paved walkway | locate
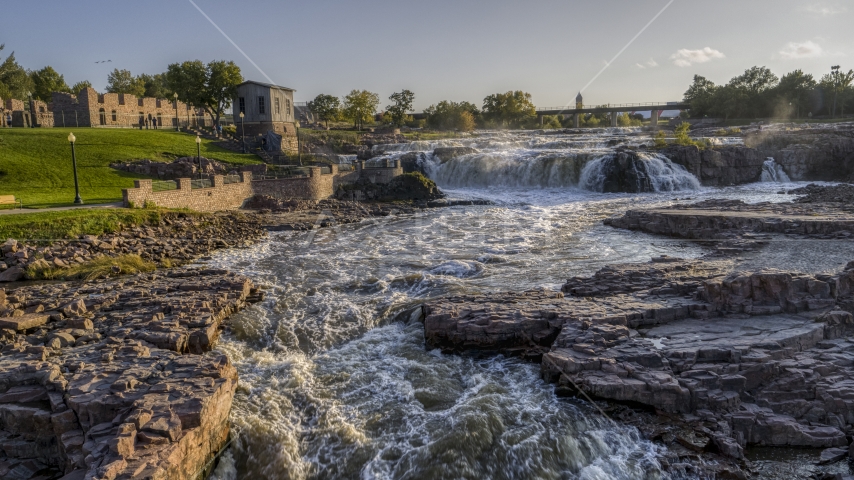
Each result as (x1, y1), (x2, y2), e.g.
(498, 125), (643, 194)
(0, 202), (124, 215)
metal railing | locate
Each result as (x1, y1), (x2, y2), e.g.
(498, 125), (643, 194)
(191, 179), (212, 189)
(536, 102), (687, 111)
(151, 180), (178, 192)
(252, 167), (312, 180)
(223, 175), (242, 184)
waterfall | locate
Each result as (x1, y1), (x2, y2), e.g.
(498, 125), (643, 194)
(422, 150), (602, 188)
(761, 158), (791, 183)
(578, 152), (701, 193)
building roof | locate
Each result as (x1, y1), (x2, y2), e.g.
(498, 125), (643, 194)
(236, 80), (296, 92)
(576, 92), (583, 101)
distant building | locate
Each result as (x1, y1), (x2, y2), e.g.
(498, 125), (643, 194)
(233, 81), (296, 138)
(0, 88), (212, 128)
(575, 92), (583, 110)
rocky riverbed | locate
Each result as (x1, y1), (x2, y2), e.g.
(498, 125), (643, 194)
(0, 267), (261, 479)
(420, 256), (854, 477)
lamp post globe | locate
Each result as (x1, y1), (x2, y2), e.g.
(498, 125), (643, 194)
(196, 135), (202, 180)
(173, 93), (179, 131)
(68, 132), (83, 205)
(239, 111), (246, 154)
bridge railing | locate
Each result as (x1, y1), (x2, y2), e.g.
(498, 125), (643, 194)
(536, 102), (685, 111)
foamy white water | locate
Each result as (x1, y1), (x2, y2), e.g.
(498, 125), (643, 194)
(207, 130), (808, 479)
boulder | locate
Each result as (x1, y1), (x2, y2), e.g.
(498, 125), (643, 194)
(0, 266), (24, 282)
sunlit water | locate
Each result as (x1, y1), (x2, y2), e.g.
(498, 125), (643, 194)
(206, 131), (809, 480)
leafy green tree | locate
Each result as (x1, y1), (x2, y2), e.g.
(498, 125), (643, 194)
(30, 66), (70, 101)
(683, 75), (719, 118)
(138, 73), (170, 98)
(541, 115), (562, 129)
(424, 100), (480, 131)
(106, 68), (145, 96)
(0, 45), (34, 100)
(307, 94), (341, 127)
(70, 80), (92, 94)
(166, 60), (242, 127)
(385, 89), (415, 127)
(726, 66), (779, 118)
(821, 67), (854, 117)
(342, 89), (379, 130)
(482, 90), (536, 128)
(774, 70), (816, 118)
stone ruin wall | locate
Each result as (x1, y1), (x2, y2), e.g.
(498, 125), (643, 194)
(1, 88), (212, 128)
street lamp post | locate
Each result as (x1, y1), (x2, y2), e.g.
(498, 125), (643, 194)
(196, 135), (202, 180)
(68, 133), (83, 205)
(173, 93), (179, 131)
(239, 111), (246, 153)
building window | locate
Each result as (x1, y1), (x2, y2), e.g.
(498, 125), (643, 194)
(286, 99), (291, 117)
(119, 95), (125, 106)
(275, 97), (280, 115)
(138, 99), (144, 107)
(239, 97), (245, 113)
(111, 110), (117, 122)
(258, 96), (266, 115)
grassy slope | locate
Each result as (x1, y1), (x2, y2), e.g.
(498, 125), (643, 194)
(0, 208), (203, 242)
(0, 128), (260, 207)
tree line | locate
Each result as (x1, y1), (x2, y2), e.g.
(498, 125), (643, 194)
(0, 44), (243, 127)
(684, 65), (854, 119)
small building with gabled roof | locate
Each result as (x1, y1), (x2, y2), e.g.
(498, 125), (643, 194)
(233, 80), (297, 141)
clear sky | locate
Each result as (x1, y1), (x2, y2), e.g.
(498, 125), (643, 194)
(2, 0), (851, 110)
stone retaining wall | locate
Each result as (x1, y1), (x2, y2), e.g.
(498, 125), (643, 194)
(357, 159), (403, 184)
(251, 166), (335, 201)
(123, 173), (253, 212)
(122, 159), (405, 210)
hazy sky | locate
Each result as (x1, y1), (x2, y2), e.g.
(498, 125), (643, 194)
(2, 0), (852, 110)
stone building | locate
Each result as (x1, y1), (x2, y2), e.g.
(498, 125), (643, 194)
(232, 81), (296, 138)
(0, 88), (212, 128)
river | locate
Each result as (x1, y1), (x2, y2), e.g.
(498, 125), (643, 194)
(205, 129), (806, 479)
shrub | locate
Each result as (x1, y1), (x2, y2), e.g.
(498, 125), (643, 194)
(653, 130), (668, 148)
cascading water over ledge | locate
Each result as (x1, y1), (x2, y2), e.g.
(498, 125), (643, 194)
(761, 158), (791, 183)
(578, 151), (701, 193)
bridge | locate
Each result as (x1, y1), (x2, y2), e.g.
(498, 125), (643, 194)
(410, 102), (690, 129)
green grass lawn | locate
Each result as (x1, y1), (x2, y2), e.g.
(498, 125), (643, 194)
(0, 128), (260, 208)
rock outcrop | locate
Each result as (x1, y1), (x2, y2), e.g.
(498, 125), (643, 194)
(0, 212), (266, 282)
(661, 145), (765, 186)
(0, 268), (260, 479)
(110, 158), (263, 180)
(420, 258), (854, 461)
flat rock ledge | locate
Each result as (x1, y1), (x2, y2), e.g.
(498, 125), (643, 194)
(0, 268), (259, 480)
(604, 199), (854, 241)
(421, 258), (854, 466)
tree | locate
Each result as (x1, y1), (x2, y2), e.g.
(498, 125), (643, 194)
(166, 60), (243, 127)
(385, 89), (415, 127)
(138, 73), (170, 99)
(30, 66), (70, 101)
(423, 100), (479, 131)
(482, 90), (536, 128)
(70, 80), (92, 94)
(726, 66), (779, 118)
(821, 66), (854, 117)
(106, 68), (145, 96)
(307, 94), (341, 127)
(0, 45), (34, 100)
(683, 75), (719, 118)
(342, 89), (379, 130)
(774, 70), (816, 118)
